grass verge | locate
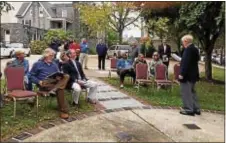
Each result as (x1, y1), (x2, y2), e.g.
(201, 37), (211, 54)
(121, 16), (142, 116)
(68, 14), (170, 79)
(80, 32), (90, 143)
(101, 67), (225, 111)
(0, 89), (94, 140)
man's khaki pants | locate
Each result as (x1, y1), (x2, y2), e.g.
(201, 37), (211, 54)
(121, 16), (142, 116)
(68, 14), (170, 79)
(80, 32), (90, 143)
(40, 74), (69, 113)
(79, 53), (88, 68)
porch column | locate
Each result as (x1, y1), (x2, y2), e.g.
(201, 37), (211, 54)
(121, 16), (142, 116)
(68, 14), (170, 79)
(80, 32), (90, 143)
(62, 20), (67, 31)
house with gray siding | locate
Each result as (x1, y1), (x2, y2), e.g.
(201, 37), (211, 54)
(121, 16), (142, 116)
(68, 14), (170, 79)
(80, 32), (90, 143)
(1, 2), (74, 44)
(16, 2), (74, 30)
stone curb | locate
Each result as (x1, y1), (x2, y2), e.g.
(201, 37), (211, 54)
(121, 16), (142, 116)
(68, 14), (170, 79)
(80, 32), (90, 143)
(4, 105), (224, 142)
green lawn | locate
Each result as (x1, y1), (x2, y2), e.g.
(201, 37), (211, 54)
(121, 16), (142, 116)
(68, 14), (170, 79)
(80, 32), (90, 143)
(0, 88), (94, 140)
(101, 67), (225, 111)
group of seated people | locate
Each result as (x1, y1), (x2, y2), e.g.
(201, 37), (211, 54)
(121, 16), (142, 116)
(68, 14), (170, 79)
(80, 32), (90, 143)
(6, 48), (98, 119)
(116, 52), (163, 88)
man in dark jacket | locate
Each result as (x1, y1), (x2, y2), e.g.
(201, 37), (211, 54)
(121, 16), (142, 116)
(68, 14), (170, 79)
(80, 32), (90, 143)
(179, 34), (200, 116)
(158, 39), (171, 68)
(61, 49), (98, 105)
(96, 39), (108, 70)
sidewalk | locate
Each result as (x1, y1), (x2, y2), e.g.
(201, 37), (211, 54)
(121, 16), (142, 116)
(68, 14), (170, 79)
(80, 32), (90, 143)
(21, 78), (224, 142)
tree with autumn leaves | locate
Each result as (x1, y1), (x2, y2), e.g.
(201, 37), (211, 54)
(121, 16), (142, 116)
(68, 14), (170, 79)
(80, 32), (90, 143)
(77, 2), (141, 44)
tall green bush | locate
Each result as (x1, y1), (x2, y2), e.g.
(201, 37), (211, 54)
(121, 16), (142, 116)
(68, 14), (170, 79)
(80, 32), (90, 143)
(30, 40), (48, 54)
(43, 29), (74, 44)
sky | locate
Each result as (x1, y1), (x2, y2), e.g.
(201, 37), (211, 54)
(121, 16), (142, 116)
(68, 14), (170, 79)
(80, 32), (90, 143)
(1, 2), (142, 38)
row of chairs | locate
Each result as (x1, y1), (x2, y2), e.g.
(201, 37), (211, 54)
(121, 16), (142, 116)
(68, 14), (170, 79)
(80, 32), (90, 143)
(108, 58), (180, 91)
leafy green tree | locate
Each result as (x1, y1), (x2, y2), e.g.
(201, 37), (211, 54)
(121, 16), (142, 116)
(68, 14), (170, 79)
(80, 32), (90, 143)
(43, 29), (74, 44)
(145, 17), (169, 39)
(178, 1), (225, 80)
(77, 2), (140, 44)
(0, 2), (13, 13)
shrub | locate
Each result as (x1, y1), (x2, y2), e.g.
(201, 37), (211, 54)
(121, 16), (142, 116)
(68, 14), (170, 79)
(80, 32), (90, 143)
(43, 29), (74, 44)
(89, 47), (97, 55)
(30, 40), (48, 54)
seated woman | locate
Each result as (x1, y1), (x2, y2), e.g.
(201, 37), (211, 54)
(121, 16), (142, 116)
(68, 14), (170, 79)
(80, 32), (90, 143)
(149, 52), (163, 76)
(133, 54), (147, 70)
(117, 53), (136, 88)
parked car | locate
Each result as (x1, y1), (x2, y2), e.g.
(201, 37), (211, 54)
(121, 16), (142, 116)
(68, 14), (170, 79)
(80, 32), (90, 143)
(0, 42), (15, 58)
(6, 43), (31, 57)
(106, 45), (132, 59)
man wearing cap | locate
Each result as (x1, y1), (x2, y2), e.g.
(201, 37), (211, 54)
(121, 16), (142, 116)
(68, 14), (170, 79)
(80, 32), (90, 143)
(7, 50), (31, 90)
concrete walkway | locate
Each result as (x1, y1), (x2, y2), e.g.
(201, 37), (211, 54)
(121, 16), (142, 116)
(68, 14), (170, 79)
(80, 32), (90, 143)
(23, 78), (224, 142)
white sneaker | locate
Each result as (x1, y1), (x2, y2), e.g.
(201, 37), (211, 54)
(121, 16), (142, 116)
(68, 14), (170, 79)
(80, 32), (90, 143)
(120, 85), (124, 88)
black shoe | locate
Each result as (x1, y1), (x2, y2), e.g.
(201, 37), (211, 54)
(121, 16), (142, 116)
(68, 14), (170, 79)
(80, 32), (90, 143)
(194, 110), (201, 115)
(72, 102), (80, 108)
(179, 110), (195, 116)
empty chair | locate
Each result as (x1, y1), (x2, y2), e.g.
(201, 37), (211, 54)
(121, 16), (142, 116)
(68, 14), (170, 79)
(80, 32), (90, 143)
(173, 64), (180, 84)
(108, 58), (118, 78)
(136, 63), (152, 91)
(4, 67), (39, 117)
(154, 64), (172, 89)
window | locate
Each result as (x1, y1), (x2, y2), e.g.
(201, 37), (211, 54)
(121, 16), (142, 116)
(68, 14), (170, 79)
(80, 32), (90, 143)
(25, 20), (29, 25)
(22, 20), (24, 25)
(5, 30), (10, 35)
(30, 9), (33, 15)
(62, 10), (67, 17)
(39, 7), (43, 17)
(29, 20), (31, 26)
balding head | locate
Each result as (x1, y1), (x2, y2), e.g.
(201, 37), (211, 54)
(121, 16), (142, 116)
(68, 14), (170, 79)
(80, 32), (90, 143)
(181, 34), (193, 48)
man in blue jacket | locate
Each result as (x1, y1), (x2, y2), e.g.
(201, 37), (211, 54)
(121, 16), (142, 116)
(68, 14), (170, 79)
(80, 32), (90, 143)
(79, 38), (89, 69)
(117, 53), (136, 88)
(96, 39), (108, 70)
(29, 48), (70, 119)
(179, 34), (200, 116)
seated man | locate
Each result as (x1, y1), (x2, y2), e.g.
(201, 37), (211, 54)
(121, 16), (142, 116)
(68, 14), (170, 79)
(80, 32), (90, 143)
(117, 53), (136, 88)
(133, 53), (147, 71)
(149, 52), (163, 76)
(29, 48), (70, 119)
(61, 49), (98, 106)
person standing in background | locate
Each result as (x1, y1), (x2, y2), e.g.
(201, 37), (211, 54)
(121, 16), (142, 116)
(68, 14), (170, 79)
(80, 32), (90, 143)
(79, 38), (89, 69)
(179, 34), (200, 116)
(129, 41), (140, 63)
(96, 39), (108, 70)
(158, 39), (171, 77)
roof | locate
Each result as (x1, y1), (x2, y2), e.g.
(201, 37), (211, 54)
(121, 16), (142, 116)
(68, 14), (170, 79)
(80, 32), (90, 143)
(16, 2), (74, 20)
(16, 2), (30, 17)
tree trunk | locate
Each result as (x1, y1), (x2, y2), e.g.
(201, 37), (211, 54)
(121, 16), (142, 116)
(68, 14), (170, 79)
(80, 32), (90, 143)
(204, 48), (213, 80)
(119, 30), (123, 44)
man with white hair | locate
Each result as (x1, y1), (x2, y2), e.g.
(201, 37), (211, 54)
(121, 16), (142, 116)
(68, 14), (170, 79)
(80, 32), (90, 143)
(79, 38), (89, 69)
(29, 48), (70, 119)
(179, 34), (201, 116)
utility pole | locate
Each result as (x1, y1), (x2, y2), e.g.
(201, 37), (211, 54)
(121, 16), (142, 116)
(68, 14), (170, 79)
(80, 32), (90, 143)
(72, 1), (80, 40)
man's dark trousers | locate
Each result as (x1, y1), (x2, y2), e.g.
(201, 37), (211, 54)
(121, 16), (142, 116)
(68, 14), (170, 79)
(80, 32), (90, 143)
(98, 55), (106, 70)
(180, 81), (200, 112)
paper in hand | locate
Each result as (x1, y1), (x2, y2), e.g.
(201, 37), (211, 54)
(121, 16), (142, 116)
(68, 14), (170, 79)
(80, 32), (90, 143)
(171, 53), (182, 62)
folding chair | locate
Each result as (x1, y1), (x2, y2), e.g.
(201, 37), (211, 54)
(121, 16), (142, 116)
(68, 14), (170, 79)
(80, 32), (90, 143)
(154, 64), (172, 90)
(4, 67), (39, 117)
(108, 58), (118, 78)
(136, 63), (152, 91)
(173, 64), (180, 85)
